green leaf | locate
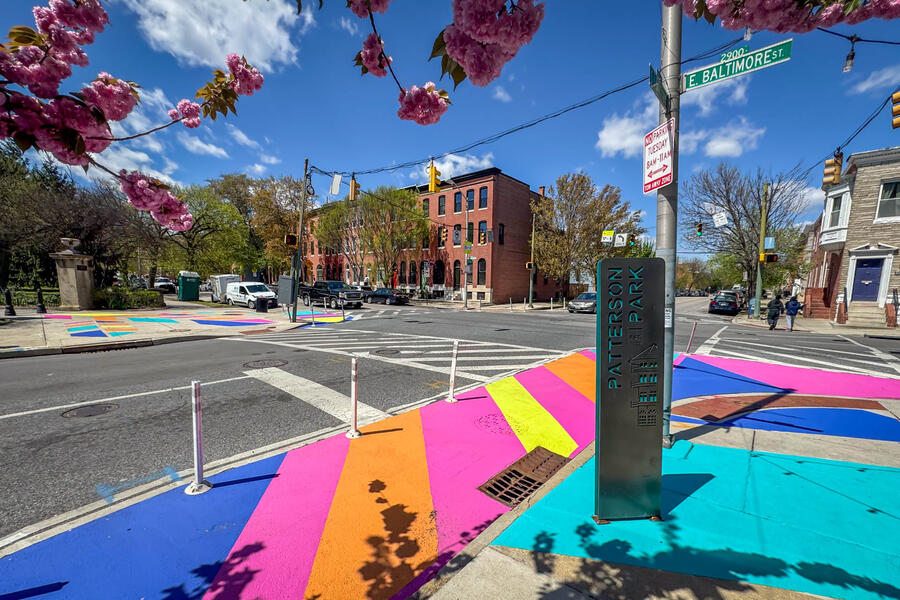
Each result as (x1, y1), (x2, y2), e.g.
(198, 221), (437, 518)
(8, 25), (41, 45)
(429, 30), (446, 61)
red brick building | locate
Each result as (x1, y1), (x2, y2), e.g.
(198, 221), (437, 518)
(301, 168), (565, 304)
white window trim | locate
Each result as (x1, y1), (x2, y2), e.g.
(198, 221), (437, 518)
(874, 179), (900, 223)
(845, 247), (895, 308)
(823, 191), (850, 231)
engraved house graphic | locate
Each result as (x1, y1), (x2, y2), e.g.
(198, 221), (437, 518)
(629, 344), (660, 424)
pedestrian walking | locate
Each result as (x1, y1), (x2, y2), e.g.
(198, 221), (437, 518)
(785, 296), (804, 332)
(766, 295), (784, 330)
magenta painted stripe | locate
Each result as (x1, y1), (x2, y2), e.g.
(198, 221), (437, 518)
(691, 355), (900, 400)
(202, 434), (350, 600)
(515, 367), (594, 456)
(674, 353), (688, 366)
(581, 350), (596, 360)
(416, 388), (526, 591)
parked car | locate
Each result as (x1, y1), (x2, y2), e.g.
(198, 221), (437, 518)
(153, 276), (176, 294)
(210, 274), (240, 303)
(708, 291), (740, 315)
(568, 292), (597, 314)
(300, 281), (363, 309)
(364, 288), (409, 305)
(225, 281), (277, 309)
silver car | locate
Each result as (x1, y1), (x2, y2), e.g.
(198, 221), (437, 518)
(568, 292), (597, 314)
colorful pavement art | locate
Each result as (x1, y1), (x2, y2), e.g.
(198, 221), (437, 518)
(1, 353), (898, 600)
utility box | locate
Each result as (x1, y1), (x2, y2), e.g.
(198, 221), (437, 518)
(177, 272), (200, 301)
(277, 274), (297, 306)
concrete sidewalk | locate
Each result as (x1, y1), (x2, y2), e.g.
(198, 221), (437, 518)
(732, 312), (898, 337)
(1, 350), (898, 599)
(0, 299), (349, 358)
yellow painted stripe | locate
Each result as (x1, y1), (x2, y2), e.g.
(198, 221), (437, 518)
(486, 377), (577, 457)
(545, 353), (596, 402)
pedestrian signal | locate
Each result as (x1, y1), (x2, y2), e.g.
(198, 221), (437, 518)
(759, 252), (778, 263)
(284, 233), (298, 247)
(525, 261), (534, 270)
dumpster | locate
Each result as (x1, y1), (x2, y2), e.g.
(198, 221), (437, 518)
(177, 271), (200, 301)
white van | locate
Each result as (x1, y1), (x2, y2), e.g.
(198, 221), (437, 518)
(226, 281), (277, 309)
(210, 274), (240, 303)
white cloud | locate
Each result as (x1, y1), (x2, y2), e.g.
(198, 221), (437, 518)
(339, 16), (359, 36)
(594, 95), (656, 158)
(681, 117), (765, 158)
(115, 0), (306, 71)
(226, 124), (261, 149)
(434, 153), (495, 180)
(91, 144), (180, 186)
(637, 209), (648, 220)
(850, 64), (900, 94)
(246, 163), (267, 176)
(260, 154), (281, 165)
(178, 132), (230, 159)
(492, 85), (512, 102)
(797, 185), (825, 211)
(681, 77), (749, 116)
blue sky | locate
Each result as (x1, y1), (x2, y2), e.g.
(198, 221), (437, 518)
(5, 0), (900, 234)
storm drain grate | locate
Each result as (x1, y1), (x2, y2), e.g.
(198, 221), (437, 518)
(478, 446), (569, 508)
(62, 403), (118, 418)
(243, 359), (288, 369)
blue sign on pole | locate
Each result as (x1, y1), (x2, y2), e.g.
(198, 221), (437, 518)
(764, 237), (775, 250)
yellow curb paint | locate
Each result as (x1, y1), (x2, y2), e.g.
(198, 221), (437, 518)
(545, 353), (596, 402)
(486, 377), (577, 457)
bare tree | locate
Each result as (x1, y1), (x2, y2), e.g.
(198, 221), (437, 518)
(679, 163), (809, 293)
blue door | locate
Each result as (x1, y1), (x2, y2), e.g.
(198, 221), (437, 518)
(852, 258), (883, 301)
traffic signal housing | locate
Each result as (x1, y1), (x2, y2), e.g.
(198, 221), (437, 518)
(479, 231), (486, 245)
(892, 90), (900, 130)
(349, 176), (360, 201)
(696, 222), (703, 236)
(823, 153), (843, 186)
(525, 261), (534, 270)
(284, 233), (298, 247)
(440, 227), (448, 243)
(759, 252), (778, 263)
(428, 160), (441, 193)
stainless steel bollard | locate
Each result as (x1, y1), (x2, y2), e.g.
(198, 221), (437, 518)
(445, 340), (459, 403)
(185, 381), (212, 495)
(347, 357), (361, 438)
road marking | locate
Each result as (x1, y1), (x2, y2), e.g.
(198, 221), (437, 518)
(245, 367), (388, 426)
(839, 335), (900, 376)
(709, 348), (898, 378)
(405, 354), (551, 362)
(693, 325), (728, 354)
(0, 375), (252, 421)
(719, 338), (883, 366)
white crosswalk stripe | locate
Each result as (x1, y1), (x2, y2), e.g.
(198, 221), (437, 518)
(228, 327), (566, 382)
(349, 309), (435, 321)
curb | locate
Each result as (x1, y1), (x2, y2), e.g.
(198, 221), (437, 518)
(0, 334), (225, 360)
(864, 333), (900, 340)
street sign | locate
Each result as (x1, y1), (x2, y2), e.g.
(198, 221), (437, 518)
(765, 237), (775, 250)
(649, 64), (669, 109)
(602, 230), (615, 244)
(712, 212), (728, 227)
(682, 39), (793, 93)
(595, 257), (664, 521)
(643, 119), (674, 194)
(614, 233), (628, 247)
(464, 242), (472, 254)
(329, 173), (342, 195)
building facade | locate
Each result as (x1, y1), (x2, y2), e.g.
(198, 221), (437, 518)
(301, 168), (565, 304)
(805, 146), (900, 327)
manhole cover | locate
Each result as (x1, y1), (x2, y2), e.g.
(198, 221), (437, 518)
(374, 348), (399, 356)
(475, 413), (514, 435)
(62, 403), (118, 418)
(478, 446), (569, 508)
(243, 359), (288, 369)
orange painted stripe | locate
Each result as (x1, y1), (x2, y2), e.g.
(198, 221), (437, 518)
(545, 352), (596, 402)
(304, 410), (437, 600)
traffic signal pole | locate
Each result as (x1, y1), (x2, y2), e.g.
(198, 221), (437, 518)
(291, 158), (309, 324)
(753, 182), (769, 321)
(658, 4), (681, 449)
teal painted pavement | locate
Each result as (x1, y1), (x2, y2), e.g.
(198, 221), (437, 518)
(493, 441), (900, 599)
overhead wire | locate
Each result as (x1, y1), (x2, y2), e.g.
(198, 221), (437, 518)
(816, 27), (900, 46)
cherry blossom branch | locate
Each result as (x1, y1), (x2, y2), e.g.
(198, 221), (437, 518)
(88, 118), (182, 141)
(86, 155), (121, 179)
(369, 12), (403, 92)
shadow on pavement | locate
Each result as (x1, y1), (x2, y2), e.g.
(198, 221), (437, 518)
(160, 542), (264, 600)
(0, 582), (68, 600)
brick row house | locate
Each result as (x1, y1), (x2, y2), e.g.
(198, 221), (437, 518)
(300, 168), (565, 304)
(802, 146), (900, 327)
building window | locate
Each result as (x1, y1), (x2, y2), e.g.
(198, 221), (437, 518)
(316, 265), (323, 280)
(467, 222), (474, 243)
(422, 233), (429, 249)
(479, 186), (488, 209)
(317, 241), (321, 255)
(876, 181), (900, 220)
(478, 220), (487, 244)
(453, 260), (461, 290)
(827, 194), (843, 228)
(543, 277), (548, 285)
(454, 192), (462, 213)
(302, 242), (307, 255)
(434, 260), (445, 285)
(409, 261), (417, 285)
(438, 195), (445, 216)
(498, 223), (505, 245)
(453, 224), (461, 246)
(438, 227), (446, 248)
(477, 292), (485, 300)
(400, 261), (407, 284)
(477, 258), (486, 286)
(466, 189), (474, 211)
(423, 198), (429, 216)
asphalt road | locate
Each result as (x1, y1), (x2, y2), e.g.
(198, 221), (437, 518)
(1, 298), (897, 541)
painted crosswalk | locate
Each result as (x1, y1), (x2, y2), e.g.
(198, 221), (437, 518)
(348, 308), (435, 321)
(228, 327), (567, 382)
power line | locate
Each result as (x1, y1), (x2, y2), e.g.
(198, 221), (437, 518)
(816, 27), (900, 46)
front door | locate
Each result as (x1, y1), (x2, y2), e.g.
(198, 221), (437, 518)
(852, 258), (883, 302)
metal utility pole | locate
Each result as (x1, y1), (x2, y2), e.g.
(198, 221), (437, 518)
(657, 4), (681, 449)
(754, 182), (770, 320)
(464, 192), (469, 310)
(291, 158), (309, 324)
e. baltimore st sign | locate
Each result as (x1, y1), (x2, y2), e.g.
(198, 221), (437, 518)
(594, 257), (664, 522)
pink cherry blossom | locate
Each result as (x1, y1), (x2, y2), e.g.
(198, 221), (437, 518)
(167, 109), (179, 120)
(48, 0), (109, 33)
(360, 33), (391, 77)
(443, 24), (514, 87)
(225, 53), (264, 96)
(173, 98), (202, 128)
(118, 170), (188, 229)
(665, 0), (900, 31)
(348, 0), (392, 18)
(397, 82), (449, 126)
(33, 96), (112, 165)
(80, 72), (138, 121)
(151, 195), (192, 230)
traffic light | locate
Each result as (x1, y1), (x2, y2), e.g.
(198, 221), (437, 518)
(284, 233), (298, 247)
(823, 152), (843, 186)
(892, 90), (900, 130)
(525, 261), (534, 270)
(428, 160), (441, 193)
(479, 230), (486, 245)
(349, 176), (360, 201)
(759, 252), (778, 263)
(440, 227), (448, 243)
(696, 222), (703, 236)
